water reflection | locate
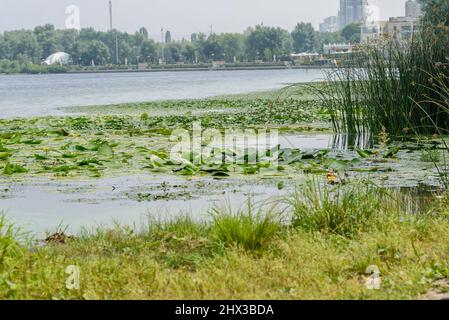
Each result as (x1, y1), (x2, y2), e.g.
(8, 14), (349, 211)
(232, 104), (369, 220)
(280, 132), (373, 151)
(331, 133), (374, 150)
(389, 184), (444, 215)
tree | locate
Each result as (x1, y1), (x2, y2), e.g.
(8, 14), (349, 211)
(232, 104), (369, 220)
(140, 39), (158, 62)
(119, 41), (132, 64)
(246, 25), (290, 61)
(81, 40), (110, 65)
(34, 24), (58, 58)
(291, 23), (316, 53)
(56, 29), (79, 53)
(3, 30), (41, 62)
(165, 31), (172, 43)
(314, 32), (344, 53)
(163, 43), (183, 64)
(342, 23), (361, 43)
(181, 42), (196, 63)
(0, 36), (7, 59)
(219, 33), (244, 62)
(139, 27), (149, 39)
(198, 34), (224, 61)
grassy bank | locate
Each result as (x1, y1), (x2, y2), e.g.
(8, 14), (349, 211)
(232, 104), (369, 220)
(1, 181), (449, 300)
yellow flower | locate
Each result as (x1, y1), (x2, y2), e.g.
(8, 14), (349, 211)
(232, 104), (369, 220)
(326, 171), (338, 184)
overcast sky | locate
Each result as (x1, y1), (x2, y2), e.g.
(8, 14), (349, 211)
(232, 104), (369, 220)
(0, 0), (407, 39)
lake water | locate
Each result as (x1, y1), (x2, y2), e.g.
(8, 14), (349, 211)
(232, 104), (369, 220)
(0, 133), (338, 236)
(0, 68), (325, 118)
(0, 69), (328, 235)
(0, 69), (440, 236)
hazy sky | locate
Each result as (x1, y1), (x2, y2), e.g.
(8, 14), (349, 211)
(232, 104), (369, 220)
(0, 0), (407, 39)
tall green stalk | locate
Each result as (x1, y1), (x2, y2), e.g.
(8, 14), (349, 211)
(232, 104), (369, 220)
(315, 23), (449, 136)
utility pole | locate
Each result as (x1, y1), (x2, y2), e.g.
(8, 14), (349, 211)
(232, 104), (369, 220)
(109, 0), (113, 31)
(161, 27), (165, 64)
(109, 1), (119, 65)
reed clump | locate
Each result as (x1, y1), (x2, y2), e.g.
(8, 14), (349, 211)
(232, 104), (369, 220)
(316, 20), (449, 136)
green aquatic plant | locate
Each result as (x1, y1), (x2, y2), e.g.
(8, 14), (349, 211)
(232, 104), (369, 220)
(0, 215), (25, 270)
(3, 163), (28, 175)
(315, 22), (449, 136)
(287, 179), (390, 237)
(209, 200), (282, 251)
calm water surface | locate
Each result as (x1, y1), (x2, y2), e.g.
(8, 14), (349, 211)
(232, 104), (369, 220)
(0, 69), (325, 118)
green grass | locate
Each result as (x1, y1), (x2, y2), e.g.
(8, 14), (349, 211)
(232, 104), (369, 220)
(209, 200), (282, 251)
(287, 180), (389, 237)
(2, 183), (449, 300)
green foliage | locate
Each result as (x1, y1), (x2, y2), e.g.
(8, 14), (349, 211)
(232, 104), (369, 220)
(82, 40), (110, 66)
(210, 201), (281, 251)
(0, 20), (360, 71)
(291, 22), (315, 53)
(288, 180), (388, 237)
(316, 21), (449, 135)
(421, 0), (449, 26)
(245, 25), (293, 61)
(314, 31), (344, 52)
(341, 23), (362, 43)
(2, 186), (449, 299)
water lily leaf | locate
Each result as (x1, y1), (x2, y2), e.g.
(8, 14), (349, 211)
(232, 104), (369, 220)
(34, 154), (49, 160)
(7, 134), (22, 144)
(266, 144), (281, 157)
(49, 128), (70, 136)
(212, 171), (230, 177)
(136, 146), (150, 153)
(384, 146), (400, 159)
(75, 145), (89, 151)
(22, 139), (42, 145)
(0, 144), (10, 152)
(199, 165), (226, 173)
(353, 167), (381, 173)
(62, 153), (80, 159)
(325, 159), (349, 173)
(147, 155), (166, 168)
(356, 149), (373, 158)
(257, 161), (271, 169)
(78, 158), (102, 166)
(3, 163), (28, 175)
(0, 152), (12, 160)
(302, 149), (329, 160)
(97, 142), (114, 157)
(243, 166), (259, 175)
(51, 165), (76, 173)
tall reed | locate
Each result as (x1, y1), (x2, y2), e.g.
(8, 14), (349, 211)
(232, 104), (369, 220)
(315, 23), (449, 136)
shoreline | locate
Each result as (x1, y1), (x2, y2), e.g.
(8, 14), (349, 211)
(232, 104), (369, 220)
(0, 65), (333, 76)
(67, 65), (333, 74)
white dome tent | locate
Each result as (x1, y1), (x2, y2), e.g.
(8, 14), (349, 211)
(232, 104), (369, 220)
(42, 52), (71, 65)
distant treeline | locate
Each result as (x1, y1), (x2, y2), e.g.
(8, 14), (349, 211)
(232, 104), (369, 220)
(0, 22), (363, 74)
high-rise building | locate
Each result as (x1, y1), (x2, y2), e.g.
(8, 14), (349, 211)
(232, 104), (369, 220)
(405, 0), (422, 19)
(338, 0), (368, 30)
(319, 16), (339, 33)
